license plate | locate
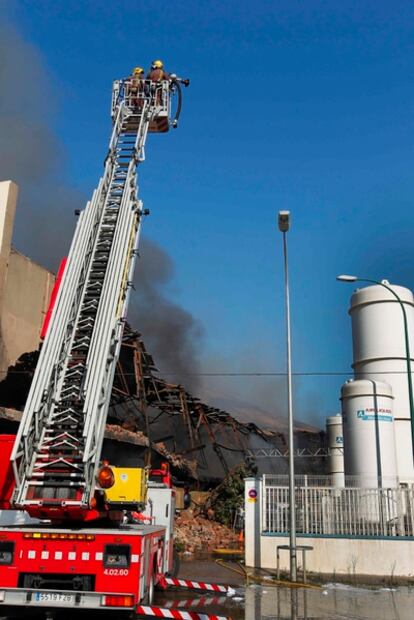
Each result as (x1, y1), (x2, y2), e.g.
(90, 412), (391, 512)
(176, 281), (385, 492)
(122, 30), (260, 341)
(34, 592), (75, 604)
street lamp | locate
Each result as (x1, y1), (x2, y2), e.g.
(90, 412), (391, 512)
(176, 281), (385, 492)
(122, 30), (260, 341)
(337, 274), (414, 468)
(278, 210), (297, 582)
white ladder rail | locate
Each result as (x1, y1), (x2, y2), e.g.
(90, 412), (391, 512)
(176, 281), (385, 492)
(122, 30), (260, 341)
(11, 187), (99, 490)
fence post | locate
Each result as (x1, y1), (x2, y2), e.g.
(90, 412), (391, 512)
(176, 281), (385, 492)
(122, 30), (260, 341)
(397, 487), (406, 536)
(304, 475), (309, 533)
(261, 476), (265, 532)
(245, 477), (262, 568)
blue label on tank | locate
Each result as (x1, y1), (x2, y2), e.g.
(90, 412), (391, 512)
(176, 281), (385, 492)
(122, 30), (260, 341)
(356, 409), (392, 422)
(335, 436), (343, 443)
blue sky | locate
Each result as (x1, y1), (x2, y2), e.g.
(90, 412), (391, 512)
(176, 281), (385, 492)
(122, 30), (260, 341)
(4, 1), (414, 427)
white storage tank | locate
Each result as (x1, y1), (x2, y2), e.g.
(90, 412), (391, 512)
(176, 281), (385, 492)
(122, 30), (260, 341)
(326, 414), (345, 487)
(341, 379), (397, 488)
(349, 282), (414, 482)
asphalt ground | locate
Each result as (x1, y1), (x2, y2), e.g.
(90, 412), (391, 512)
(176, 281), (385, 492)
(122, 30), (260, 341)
(2, 557), (414, 619)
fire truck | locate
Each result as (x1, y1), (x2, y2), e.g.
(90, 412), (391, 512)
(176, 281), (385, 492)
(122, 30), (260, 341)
(0, 74), (203, 617)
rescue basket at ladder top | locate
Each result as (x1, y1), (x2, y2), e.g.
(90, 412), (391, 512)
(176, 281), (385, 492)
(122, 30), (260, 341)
(111, 78), (185, 132)
(9, 76), (186, 520)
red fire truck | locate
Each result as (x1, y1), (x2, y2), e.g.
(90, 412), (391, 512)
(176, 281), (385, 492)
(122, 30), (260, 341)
(0, 75), (206, 618)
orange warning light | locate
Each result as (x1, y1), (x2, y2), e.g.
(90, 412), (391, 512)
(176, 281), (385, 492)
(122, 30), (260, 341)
(97, 464), (115, 489)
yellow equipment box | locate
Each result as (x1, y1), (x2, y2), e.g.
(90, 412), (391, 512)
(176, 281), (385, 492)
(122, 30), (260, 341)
(104, 467), (148, 508)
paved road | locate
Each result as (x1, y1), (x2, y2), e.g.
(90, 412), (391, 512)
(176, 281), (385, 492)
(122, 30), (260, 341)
(245, 582), (414, 619)
(2, 557), (414, 619)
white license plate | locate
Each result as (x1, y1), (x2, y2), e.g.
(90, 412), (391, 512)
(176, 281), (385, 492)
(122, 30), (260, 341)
(34, 592), (75, 604)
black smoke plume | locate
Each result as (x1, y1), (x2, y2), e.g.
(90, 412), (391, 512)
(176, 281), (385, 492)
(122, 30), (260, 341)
(130, 239), (203, 391)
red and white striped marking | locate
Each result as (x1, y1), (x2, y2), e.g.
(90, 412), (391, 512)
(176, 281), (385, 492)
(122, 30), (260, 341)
(136, 606), (230, 620)
(164, 596), (228, 609)
(161, 577), (229, 594)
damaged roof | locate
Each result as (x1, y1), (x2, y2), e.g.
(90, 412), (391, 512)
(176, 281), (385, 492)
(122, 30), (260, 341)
(0, 325), (326, 483)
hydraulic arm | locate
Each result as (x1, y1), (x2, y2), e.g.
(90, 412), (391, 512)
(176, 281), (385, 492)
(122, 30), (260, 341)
(9, 78), (186, 520)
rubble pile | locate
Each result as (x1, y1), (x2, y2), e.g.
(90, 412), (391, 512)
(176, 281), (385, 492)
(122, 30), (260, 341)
(174, 510), (239, 553)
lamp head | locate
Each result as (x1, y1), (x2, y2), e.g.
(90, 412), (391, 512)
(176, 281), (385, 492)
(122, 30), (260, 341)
(278, 210), (290, 233)
(336, 274), (358, 282)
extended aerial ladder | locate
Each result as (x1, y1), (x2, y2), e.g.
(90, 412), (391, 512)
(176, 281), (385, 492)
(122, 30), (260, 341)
(9, 77), (188, 521)
(0, 74), (237, 620)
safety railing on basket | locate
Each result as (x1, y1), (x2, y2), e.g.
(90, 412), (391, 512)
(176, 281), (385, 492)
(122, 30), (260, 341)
(111, 79), (170, 117)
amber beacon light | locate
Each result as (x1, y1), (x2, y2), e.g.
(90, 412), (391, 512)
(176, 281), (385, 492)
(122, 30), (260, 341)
(97, 463), (115, 489)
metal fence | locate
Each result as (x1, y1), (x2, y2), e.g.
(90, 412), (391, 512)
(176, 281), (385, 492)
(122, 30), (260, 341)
(262, 475), (414, 537)
(263, 474), (414, 488)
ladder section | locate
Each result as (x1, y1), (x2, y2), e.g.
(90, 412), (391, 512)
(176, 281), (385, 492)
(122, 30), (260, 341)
(29, 121), (140, 504)
(11, 81), (172, 514)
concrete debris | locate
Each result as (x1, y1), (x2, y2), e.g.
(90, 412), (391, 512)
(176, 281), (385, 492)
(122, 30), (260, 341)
(0, 406), (21, 423)
(105, 423), (149, 446)
(174, 509), (239, 553)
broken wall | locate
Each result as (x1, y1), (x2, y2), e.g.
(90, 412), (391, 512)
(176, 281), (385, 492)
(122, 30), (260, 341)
(0, 181), (55, 375)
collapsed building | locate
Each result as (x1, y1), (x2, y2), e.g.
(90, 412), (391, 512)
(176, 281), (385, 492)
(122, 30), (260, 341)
(0, 324), (326, 486)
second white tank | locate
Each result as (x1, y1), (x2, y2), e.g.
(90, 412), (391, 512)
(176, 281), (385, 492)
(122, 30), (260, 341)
(341, 379), (397, 488)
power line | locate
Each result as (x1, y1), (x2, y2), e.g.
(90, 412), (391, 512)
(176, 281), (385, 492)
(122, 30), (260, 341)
(160, 370), (413, 377)
(1, 369), (413, 377)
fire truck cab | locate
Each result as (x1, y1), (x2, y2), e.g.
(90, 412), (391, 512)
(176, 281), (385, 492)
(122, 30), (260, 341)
(0, 494), (175, 615)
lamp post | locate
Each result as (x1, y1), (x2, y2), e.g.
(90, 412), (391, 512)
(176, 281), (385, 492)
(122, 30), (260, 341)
(278, 210), (297, 582)
(337, 274), (414, 468)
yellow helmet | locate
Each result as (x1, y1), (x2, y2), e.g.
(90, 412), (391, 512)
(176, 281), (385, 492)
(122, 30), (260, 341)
(152, 59), (164, 69)
(133, 66), (144, 75)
